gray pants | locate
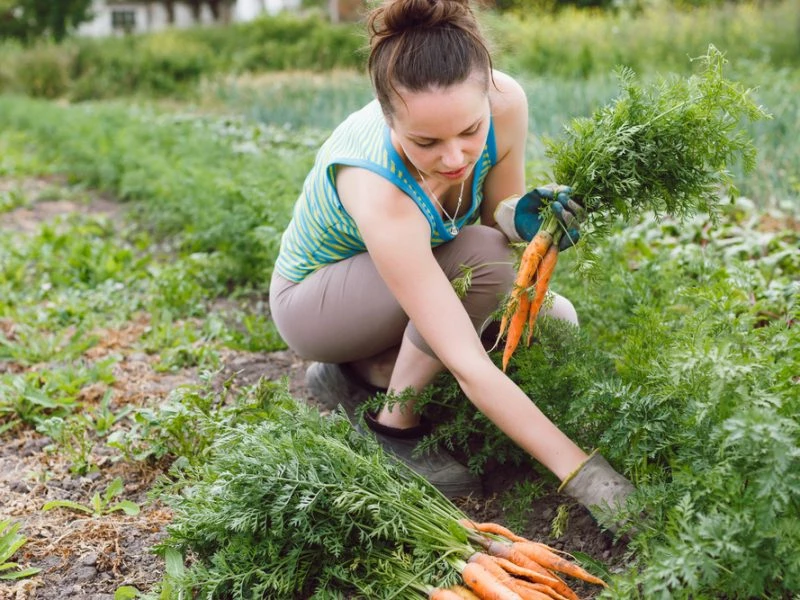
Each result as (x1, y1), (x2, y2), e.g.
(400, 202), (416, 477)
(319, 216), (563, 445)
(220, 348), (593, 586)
(269, 225), (576, 362)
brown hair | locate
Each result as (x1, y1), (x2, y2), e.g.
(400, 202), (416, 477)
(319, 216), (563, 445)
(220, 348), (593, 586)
(367, 0), (493, 118)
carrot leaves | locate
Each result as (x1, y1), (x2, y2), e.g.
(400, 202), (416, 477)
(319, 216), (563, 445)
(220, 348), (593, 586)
(153, 380), (470, 598)
(546, 45), (771, 243)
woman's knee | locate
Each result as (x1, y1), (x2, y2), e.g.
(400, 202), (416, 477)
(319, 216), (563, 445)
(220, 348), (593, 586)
(455, 225), (516, 287)
(544, 292), (579, 326)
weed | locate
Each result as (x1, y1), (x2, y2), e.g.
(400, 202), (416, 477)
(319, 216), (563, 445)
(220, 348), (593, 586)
(107, 373), (278, 465)
(0, 185), (28, 213)
(0, 359), (116, 432)
(37, 416), (97, 475)
(550, 504), (570, 539)
(42, 477), (140, 517)
(0, 520), (40, 581)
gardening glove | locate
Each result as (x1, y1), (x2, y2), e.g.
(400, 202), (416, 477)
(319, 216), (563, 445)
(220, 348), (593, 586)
(494, 184), (584, 251)
(558, 450), (636, 535)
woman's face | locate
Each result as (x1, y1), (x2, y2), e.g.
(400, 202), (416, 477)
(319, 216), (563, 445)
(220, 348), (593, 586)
(390, 73), (491, 187)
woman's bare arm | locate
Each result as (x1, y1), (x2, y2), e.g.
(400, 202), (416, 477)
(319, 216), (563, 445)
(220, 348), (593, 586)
(337, 166), (587, 479)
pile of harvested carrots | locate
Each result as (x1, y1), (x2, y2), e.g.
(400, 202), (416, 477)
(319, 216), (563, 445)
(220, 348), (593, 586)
(429, 519), (607, 599)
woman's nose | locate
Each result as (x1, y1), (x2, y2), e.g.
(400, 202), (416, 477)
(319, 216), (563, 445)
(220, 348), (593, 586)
(441, 142), (465, 169)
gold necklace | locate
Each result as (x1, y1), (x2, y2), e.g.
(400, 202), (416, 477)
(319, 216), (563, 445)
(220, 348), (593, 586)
(416, 167), (465, 236)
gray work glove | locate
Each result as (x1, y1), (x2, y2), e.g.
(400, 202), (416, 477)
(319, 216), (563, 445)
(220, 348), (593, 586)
(559, 451), (636, 534)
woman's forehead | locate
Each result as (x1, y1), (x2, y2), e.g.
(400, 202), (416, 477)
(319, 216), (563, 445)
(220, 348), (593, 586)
(392, 78), (489, 137)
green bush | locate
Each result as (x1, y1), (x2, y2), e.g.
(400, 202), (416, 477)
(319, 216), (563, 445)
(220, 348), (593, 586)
(67, 33), (212, 100)
(230, 13), (364, 72)
(10, 42), (72, 99)
(483, 1), (800, 78)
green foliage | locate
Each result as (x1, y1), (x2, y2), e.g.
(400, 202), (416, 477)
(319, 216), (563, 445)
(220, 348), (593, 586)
(0, 99), (311, 286)
(5, 40), (71, 97)
(68, 32), (214, 100)
(1, 12), (365, 100)
(211, 70), (374, 130)
(0, 360), (115, 432)
(152, 379), (471, 599)
(229, 13), (366, 72)
(38, 415), (98, 475)
(548, 47), (770, 255)
(0, 0), (92, 42)
(0, 183), (30, 212)
(2, 1), (798, 102)
(114, 586), (142, 600)
(483, 1), (800, 78)
(415, 316), (614, 475)
(42, 477), (141, 517)
(107, 374), (281, 465)
(498, 479), (548, 533)
(0, 519), (40, 580)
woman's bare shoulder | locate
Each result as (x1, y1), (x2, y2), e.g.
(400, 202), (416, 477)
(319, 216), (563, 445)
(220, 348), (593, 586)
(488, 70), (528, 163)
(489, 70), (528, 121)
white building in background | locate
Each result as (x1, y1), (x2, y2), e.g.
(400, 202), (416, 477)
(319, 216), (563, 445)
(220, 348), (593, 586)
(77, 0), (301, 37)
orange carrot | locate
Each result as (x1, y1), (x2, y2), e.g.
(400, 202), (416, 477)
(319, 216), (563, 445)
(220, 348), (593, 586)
(461, 561), (524, 600)
(515, 230), (554, 290)
(489, 556), (562, 588)
(463, 558), (544, 600)
(501, 230), (553, 370)
(430, 589), (469, 600)
(459, 520), (530, 543)
(514, 542), (608, 587)
(525, 244), (559, 346)
(480, 539), (554, 578)
(468, 552), (519, 586)
(449, 585), (483, 600)
(502, 290), (530, 371)
(481, 540), (579, 600)
(516, 579), (567, 600)
(497, 310), (510, 343)
(510, 580), (567, 600)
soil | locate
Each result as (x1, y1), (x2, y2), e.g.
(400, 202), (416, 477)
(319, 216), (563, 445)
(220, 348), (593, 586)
(0, 180), (630, 600)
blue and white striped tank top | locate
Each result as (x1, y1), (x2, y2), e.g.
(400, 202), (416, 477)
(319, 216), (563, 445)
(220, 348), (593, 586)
(275, 99), (498, 283)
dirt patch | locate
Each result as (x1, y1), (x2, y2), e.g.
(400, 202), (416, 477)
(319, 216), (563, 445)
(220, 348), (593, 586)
(0, 176), (122, 234)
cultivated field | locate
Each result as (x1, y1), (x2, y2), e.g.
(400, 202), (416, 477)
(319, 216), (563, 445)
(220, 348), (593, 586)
(1, 5), (798, 598)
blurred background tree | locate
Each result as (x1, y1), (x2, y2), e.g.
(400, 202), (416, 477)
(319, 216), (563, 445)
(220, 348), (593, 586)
(0, 0), (93, 42)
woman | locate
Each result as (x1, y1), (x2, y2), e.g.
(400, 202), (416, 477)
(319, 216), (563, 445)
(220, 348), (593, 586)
(270, 0), (633, 529)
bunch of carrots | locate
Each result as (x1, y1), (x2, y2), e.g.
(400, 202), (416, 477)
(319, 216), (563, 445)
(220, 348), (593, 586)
(428, 519), (607, 600)
(496, 218), (564, 372)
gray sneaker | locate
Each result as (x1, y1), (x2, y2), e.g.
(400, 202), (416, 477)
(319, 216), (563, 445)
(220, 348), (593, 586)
(305, 362), (384, 420)
(362, 412), (482, 499)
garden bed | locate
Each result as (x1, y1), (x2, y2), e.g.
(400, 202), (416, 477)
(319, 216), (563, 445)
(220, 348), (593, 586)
(1, 182), (628, 599)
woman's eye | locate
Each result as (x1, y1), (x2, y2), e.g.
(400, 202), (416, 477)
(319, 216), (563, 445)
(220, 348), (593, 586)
(414, 140), (435, 148)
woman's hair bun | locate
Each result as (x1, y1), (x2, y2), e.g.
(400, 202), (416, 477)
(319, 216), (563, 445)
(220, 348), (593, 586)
(379, 0), (472, 35)
(367, 0), (491, 115)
